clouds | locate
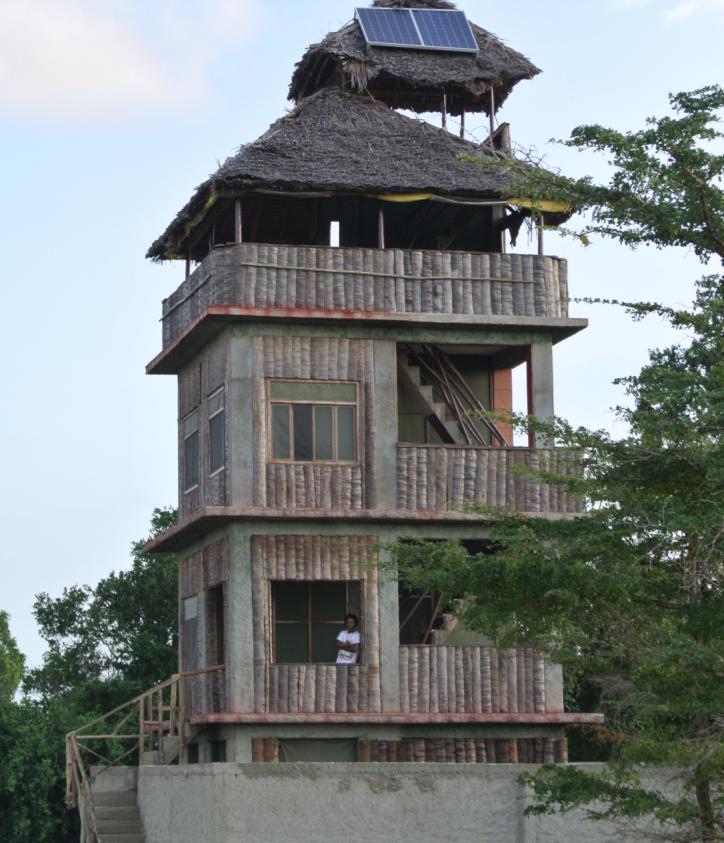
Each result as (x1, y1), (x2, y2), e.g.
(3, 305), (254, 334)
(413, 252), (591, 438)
(0, 0), (262, 122)
(614, 0), (724, 21)
(663, 0), (724, 22)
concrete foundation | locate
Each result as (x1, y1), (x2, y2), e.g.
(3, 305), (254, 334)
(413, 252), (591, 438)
(136, 762), (671, 843)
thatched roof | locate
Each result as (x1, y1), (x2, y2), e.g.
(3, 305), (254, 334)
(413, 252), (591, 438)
(288, 2), (540, 116)
(147, 88), (532, 261)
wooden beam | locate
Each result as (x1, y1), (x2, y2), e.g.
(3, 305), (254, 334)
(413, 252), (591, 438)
(234, 199), (243, 244)
(377, 204), (385, 249)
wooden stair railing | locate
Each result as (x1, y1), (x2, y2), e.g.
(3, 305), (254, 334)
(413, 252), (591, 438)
(65, 665), (224, 832)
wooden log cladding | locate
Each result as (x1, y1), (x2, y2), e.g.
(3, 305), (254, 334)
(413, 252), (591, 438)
(255, 335), (373, 510)
(252, 536), (381, 714)
(399, 645), (559, 714)
(162, 243), (570, 347)
(396, 445), (583, 514)
(251, 737), (569, 764)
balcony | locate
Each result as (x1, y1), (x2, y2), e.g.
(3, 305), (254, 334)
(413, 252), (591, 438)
(396, 444), (582, 514)
(161, 242), (570, 349)
(186, 645), (576, 720)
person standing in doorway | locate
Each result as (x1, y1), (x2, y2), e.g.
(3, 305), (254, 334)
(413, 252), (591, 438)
(336, 614), (360, 664)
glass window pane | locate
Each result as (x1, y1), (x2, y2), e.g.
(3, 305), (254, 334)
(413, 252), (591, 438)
(274, 582), (308, 622)
(209, 389), (224, 416)
(276, 623), (309, 663)
(311, 623), (340, 664)
(314, 406), (334, 460)
(184, 430), (199, 489)
(311, 582), (348, 622)
(270, 381), (356, 402)
(346, 582), (361, 622)
(183, 596), (199, 620)
(209, 411), (225, 472)
(293, 404), (313, 461)
(184, 410), (199, 437)
(336, 406), (356, 461)
(272, 404), (290, 459)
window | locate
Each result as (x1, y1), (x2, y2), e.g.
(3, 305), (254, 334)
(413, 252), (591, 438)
(187, 743), (199, 764)
(210, 740), (227, 763)
(269, 380), (358, 463)
(273, 581), (361, 664)
(208, 388), (225, 474)
(183, 410), (200, 490)
(182, 595), (199, 672)
(206, 585), (225, 666)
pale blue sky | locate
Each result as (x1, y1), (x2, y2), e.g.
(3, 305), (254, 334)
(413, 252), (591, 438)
(1, 0), (722, 668)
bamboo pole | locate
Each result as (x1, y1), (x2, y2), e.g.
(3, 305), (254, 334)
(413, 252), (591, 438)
(235, 199), (243, 244)
(377, 204), (385, 250)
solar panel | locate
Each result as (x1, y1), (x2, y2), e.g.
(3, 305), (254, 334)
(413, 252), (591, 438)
(412, 9), (478, 52)
(356, 7), (422, 48)
(355, 7), (478, 53)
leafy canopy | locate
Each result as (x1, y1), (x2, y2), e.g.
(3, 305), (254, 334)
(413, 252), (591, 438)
(398, 86), (724, 841)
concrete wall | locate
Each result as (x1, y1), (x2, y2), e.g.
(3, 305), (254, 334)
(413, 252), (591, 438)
(137, 763), (668, 843)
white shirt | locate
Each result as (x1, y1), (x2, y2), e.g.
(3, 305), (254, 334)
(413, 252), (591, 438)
(336, 629), (360, 664)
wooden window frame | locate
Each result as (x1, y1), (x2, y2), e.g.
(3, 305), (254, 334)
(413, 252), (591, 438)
(182, 409), (200, 492)
(270, 580), (363, 665)
(207, 386), (226, 477)
(266, 379), (360, 465)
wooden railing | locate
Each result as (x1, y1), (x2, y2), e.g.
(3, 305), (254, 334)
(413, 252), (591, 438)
(400, 645), (550, 714)
(396, 444), (583, 514)
(162, 243), (570, 347)
(65, 665), (224, 826)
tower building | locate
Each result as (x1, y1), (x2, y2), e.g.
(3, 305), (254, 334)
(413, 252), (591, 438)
(68, 3), (602, 839)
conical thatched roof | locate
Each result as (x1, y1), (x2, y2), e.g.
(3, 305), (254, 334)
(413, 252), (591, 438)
(288, 4), (540, 116)
(147, 88), (530, 261)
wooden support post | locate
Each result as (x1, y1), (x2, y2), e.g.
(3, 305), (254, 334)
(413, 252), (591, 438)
(460, 109), (465, 139)
(234, 199), (243, 244)
(537, 216), (545, 256)
(377, 204), (385, 250)
(526, 347), (534, 448)
(442, 91), (447, 129)
(185, 253), (191, 279)
(489, 87), (495, 139)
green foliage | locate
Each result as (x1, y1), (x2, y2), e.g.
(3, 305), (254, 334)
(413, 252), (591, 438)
(0, 611), (24, 702)
(0, 508), (177, 843)
(0, 698), (80, 842)
(398, 88), (724, 841)
(25, 507), (178, 713)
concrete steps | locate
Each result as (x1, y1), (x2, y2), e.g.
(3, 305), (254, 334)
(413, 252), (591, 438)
(91, 785), (145, 843)
(398, 357), (464, 444)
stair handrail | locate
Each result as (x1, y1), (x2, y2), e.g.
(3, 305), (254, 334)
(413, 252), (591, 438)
(66, 664), (224, 809)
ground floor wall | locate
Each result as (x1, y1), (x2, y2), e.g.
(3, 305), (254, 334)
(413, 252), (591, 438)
(136, 762), (673, 843)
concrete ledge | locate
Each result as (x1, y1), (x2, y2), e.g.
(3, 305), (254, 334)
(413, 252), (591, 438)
(146, 507), (583, 553)
(136, 762), (675, 843)
(148, 307), (588, 375)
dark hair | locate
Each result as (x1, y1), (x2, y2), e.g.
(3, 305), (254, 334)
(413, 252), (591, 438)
(345, 613), (359, 626)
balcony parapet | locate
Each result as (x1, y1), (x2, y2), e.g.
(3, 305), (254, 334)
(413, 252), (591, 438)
(161, 243), (570, 348)
(397, 444), (583, 514)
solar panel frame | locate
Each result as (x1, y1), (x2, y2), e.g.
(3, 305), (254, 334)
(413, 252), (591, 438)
(412, 9), (478, 53)
(355, 7), (479, 53)
(355, 7), (422, 49)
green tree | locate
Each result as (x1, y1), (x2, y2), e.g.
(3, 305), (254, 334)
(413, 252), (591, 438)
(394, 86), (724, 841)
(0, 508), (177, 843)
(25, 507), (178, 714)
(0, 611), (24, 702)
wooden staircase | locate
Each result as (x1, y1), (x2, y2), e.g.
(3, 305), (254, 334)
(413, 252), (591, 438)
(66, 665), (223, 843)
(398, 354), (465, 444)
